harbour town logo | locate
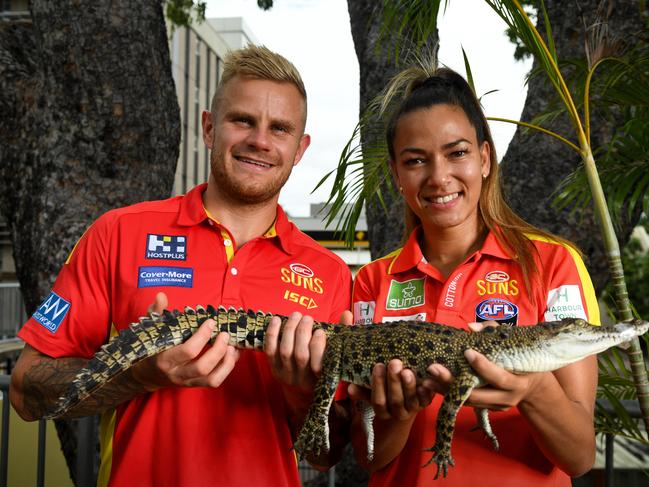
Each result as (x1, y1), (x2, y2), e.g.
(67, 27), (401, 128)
(386, 279), (425, 310)
(544, 285), (587, 321)
(354, 300), (376, 324)
(33, 291), (71, 333)
(146, 234), (187, 260)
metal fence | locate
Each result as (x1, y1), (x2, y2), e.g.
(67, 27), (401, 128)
(0, 283), (25, 338)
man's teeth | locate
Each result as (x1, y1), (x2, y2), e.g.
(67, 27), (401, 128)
(240, 157), (271, 168)
(431, 193), (459, 204)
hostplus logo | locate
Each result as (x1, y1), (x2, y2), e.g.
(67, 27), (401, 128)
(146, 234), (187, 260)
(386, 279), (425, 310)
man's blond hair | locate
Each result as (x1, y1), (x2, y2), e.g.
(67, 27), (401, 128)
(210, 45), (307, 117)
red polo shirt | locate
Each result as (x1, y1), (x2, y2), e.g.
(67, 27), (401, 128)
(19, 183), (352, 487)
(352, 228), (599, 487)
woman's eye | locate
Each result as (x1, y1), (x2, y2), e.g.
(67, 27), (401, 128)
(404, 158), (424, 166)
(450, 149), (468, 158)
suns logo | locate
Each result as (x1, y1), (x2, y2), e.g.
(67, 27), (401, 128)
(476, 270), (519, 296)
(280, 264), (323, 294)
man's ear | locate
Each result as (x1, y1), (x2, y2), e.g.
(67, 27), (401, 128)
(292, 133), (311, 166)
(201, 111), (214, 148)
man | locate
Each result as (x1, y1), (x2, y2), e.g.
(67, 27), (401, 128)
(10, 45), (352, 486)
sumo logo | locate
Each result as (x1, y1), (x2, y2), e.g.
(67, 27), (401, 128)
(475, 298), (519, 326)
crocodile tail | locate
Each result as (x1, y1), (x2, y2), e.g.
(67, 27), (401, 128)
(207, 305), (341, 350)
(44, 305), (341, 418)
(44, 308), (199, 418)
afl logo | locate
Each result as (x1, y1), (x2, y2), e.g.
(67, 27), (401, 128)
(486, 271), (509, 283)
(475, 298), (518, 325)
(289, 263), (314, 278)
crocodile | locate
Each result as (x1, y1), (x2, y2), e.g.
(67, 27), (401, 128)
(44, 305), (649, 478)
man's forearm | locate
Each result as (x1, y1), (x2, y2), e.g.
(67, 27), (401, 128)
(12, 353), (149, 420)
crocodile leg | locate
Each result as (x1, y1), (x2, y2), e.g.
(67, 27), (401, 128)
(356, 400), (376, 461)
(294, 334), (343, 458)
(474, 407), (499, 450)
(424, 367), (480, 479)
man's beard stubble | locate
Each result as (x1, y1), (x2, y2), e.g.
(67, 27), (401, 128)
(210, 151), (292, 205)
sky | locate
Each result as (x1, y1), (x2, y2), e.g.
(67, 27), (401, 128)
(205, 0), (533, 216)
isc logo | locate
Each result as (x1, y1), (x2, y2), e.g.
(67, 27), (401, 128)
(283, 290), (318, 310)
(32, 291), (71, 333)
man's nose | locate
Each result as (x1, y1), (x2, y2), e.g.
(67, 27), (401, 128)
(245, 127), (271, 151)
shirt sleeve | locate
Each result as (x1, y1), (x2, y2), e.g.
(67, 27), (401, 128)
(327, 262), (353, 324)
(352, 264), (379, 325)
(17, 212), (114, 358)
(542, 242), (600, 325)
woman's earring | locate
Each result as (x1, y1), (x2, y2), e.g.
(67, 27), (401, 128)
(399, 186), (404, 193)
(482, 174), (487, 179)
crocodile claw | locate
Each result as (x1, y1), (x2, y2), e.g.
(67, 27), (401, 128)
(294, 411), (330, 459)
(423, 446), (455, 479)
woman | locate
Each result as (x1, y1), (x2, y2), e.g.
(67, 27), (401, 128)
(348, 65), (599, 486)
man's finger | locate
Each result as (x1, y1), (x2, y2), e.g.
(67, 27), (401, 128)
(186, 331), (231, 377)
(148, 292), (169, 315)
(339, 310), (353, 326)
(309, 328), (326, 376)
(278, 312), (300, 371)
(294, 315), (314, 372)
(264, 316), (282, 359)
(203, 346), (240, 388)
(172, 319), (217, 363)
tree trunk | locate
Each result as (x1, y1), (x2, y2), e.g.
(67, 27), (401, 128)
(0, 1), (180, 482)
(349, 0), (403, 261)
(348, 0), (439, 261)
(500, 0), (648, 293)
(318, 3), (440, 485)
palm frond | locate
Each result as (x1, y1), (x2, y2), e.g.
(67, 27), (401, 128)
(315, 106), (394, 247)
(378, 0), (447, 57)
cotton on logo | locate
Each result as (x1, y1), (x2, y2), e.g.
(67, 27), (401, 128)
(32, 291), (71, 333)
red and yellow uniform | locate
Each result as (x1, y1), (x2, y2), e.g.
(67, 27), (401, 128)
(19, 183), (352, 487)
(352, 227), (599, 487)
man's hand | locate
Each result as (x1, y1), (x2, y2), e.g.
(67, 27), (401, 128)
(264, 310), (353, 391)
(131, 292), (240, 391)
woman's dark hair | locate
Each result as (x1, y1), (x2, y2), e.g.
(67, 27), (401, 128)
(381, 64), (579, 298)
